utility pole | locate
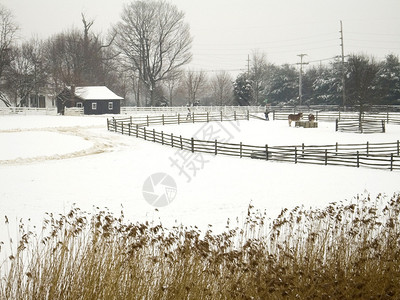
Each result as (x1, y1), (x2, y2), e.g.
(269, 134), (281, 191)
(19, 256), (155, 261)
(297, 54), (308, 107)
(340, 20), (346, 108)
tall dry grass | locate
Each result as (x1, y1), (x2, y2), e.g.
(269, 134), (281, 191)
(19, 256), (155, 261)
(1, 193), (399, 299)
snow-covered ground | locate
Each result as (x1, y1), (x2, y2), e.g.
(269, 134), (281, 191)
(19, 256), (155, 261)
(1, 115), (400, 245)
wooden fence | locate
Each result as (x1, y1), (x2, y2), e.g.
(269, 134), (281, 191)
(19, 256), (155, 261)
(107, 112), (400, 171)
(110, 111), (250, 127)
(336, 119), (386, 133)
(272, 111), (400, 125)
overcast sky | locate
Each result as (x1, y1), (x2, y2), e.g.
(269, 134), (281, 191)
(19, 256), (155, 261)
(2, 0), (400, 74)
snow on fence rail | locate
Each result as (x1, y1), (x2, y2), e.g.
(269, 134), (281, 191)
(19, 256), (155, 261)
(107, 112), (400, 171)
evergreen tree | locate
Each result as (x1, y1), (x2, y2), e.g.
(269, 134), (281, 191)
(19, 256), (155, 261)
(233, 72), (253, 106)
(345, 54), (380, 110)
(312, 61), (342, 105)
(265, 64), (297, 105)
(377, 54), (400, 105)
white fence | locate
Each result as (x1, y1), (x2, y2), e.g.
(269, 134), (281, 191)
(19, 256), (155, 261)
(2, 105), (400, 117)
(0, 107), (57, 115)
(120, 106), (265, 115)
(64, 107), (84, 116)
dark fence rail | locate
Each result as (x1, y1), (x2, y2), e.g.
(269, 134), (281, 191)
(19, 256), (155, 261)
(272, 111), (400, 125)
(107, 113), (400, 171)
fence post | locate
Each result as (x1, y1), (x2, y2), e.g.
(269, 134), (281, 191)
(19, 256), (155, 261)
(357, 151), (360, 168)
(153, 129), (156, 142)
(247, 110), (250, 120)
(382, 120), (385, 133)
(161, 131), (164, 145)
(191, 138), (194, 152)
(302, 143), (305, 157)
(338, 111), (340, 121)
(240, 142), (242, 158)
(215, 140), (218, 155)
(390, 154), (394, 171)
(180, 136), (183, 150)
(171, 133), (174, 147)
(178, 113), (180, 125)
(336, 142), (338, 155)
(295, 147), (297, 164)
(387, 112), (389, 124)
(122, 123), (124, 135)
(325, 149), (328, 165)
(366, 142), (369, 156)
(397, 140), (399, 156)
(220, 111), (223, 122)
(130, 116), (132, 124)
(207, 112), (209, 123)
(266, 144), (269, 160)
(234, 111), (237, 121)
(114, 118), (117, 132)
(192, 112), (195, 123)
(144, 127), (146, 140)
(162, 114), (165, 125)
(335, 119), (338, 131)
(136, 124), (139, 138)
(146, 115), (149, 127)
(273, 111), (276, 120)
(128, 123), (131, 136)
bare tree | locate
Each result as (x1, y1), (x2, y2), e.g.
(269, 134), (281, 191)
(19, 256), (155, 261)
(7, 38), (47, 107)
(44, 14), (116, 91)
(183, 70), (207, 106)
(0, 4), (19, 106)
(250, 50), (268, 105)
(163, 70), (182, 106)
(115, 0), (192, 106)
(210, 71), (233, 106)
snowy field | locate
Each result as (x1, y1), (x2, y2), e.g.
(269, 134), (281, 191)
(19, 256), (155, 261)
(1, 114), (400, 245)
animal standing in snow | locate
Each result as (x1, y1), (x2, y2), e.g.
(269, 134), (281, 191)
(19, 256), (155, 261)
(288, 113), (303, 126)
(308, 114), (315, 122)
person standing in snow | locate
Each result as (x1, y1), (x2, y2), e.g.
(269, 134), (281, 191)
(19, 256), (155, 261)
(264, 105), (270, 121)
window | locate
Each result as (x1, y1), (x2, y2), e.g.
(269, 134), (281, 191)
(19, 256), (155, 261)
(76, 102), (83, 108)
(92, 102), (97, 110)
(108, 102), (113, 110)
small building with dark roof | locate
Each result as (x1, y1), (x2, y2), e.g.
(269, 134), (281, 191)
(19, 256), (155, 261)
(56, 86), (123, 115)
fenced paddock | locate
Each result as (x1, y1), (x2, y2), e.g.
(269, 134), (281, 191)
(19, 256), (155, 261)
(107, 112), (400, 171)
(336, 119), (386, 133)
